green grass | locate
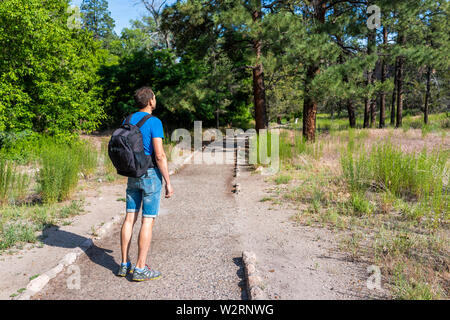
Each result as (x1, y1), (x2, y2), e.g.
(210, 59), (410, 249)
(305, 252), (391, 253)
(0, 158), (30, 205)
(76, 141), (98, 178)
(391, 263), (437, 300)
(340, 138), (448, 224)
(275, 174), (292, 185)
(402, 113), (449, 132)
(37, 142), (81, 204)
(36, 137), (100, 203)
(346, 192), (374, 216)
(100, 139), (117, 178)
(0, 223), (36, 249)
(288, 112), (449, 133)
(0, 200), (84, 251)
(29, 274), (39, 281)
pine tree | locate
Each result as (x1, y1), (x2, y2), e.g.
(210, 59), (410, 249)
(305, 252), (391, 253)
(80, 0), (115, 40)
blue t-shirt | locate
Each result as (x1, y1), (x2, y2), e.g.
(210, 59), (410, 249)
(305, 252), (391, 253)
(123, 112), (164, 156)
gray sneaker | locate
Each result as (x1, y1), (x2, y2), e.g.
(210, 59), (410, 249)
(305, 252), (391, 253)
(132, 265), (161, 281)
(116, 263), (135, 277)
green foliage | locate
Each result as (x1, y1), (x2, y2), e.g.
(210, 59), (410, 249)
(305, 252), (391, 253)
(0, 0), (105, 136)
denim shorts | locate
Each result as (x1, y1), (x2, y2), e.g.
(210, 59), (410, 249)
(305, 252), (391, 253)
(126, 168), (162, 218)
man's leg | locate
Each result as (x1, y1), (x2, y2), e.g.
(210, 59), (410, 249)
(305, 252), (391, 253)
(136, 217), (155, 269)
(120, 211), (138, 264)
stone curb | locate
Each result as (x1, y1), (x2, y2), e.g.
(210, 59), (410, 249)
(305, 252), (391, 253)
(233, 136), (267, 300)
(242, 251), (267, 300)
(14, 143), (205, 300)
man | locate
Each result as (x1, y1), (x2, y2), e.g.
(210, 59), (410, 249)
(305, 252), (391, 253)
(117, 86), (174, 281)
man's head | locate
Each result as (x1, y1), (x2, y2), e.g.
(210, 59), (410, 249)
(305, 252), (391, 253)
(134, 87), (156, 110)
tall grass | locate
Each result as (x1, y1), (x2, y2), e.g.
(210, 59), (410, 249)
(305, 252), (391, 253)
(37, 142), (81, 203)
(37, 139), (98, 204)
(100, 139), (117, 176)
(76, 141), (98, 178)
(341, 139), (449, 221)
(0, 159), (30, 205)
(293, 130), (324, 160)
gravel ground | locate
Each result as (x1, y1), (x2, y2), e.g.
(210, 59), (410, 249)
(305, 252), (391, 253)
(34, 157), (246, 300)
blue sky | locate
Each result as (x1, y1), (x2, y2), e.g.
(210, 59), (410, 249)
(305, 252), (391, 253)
(70, 0), (175, 35)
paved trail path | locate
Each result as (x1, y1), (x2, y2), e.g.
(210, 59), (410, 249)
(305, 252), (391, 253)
(35, 142), (246, 300)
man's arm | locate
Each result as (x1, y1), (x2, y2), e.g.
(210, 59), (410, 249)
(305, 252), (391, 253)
(152, 137), (174, 198)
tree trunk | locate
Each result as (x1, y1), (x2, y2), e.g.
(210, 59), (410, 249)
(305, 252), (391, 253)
(370, 99), (376, 128)
(253, 60), (267, 131)
(363, 97), (370, 128)
(379, 27), (387, 128)
(303, 65), (320, 141)
(252, 7), (267, 132)
(391, 58), (398, 125)
(396, 34), (406, 128)
(364, 29), (375, 128)
(347, 99), (356, 128)
(302, 0), (326, 141)
(424, 65), (431, 124)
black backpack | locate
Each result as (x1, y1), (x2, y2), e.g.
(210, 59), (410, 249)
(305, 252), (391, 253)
(108, 113), (156, 178)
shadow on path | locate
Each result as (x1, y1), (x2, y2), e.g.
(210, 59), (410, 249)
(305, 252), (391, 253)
(39, 226), (119, 276)
(233, 257), (248, 300)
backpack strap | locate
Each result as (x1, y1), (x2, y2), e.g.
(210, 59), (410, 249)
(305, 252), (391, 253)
(136, 114), (153, 128)
(124, 114), (133, 125)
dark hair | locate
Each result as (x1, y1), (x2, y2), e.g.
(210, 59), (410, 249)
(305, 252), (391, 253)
(134, 87), (155, 109)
